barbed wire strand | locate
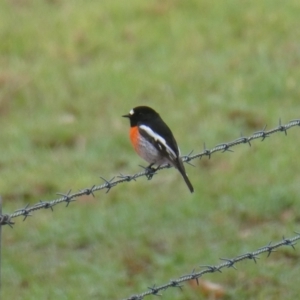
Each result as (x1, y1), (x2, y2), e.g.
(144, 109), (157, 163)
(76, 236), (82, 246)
(0, 118), (299, 227)
(122, 233), (300, 300)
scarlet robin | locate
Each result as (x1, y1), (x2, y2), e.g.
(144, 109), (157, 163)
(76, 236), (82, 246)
(123, 106), (194, 193)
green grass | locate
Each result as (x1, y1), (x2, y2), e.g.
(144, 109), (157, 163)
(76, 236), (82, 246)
(1, 0), (300, 299)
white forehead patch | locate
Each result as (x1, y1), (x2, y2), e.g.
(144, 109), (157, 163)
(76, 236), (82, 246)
(129, 109), (134, 115)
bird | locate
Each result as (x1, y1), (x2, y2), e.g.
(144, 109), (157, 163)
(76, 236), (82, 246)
(123, 106), (194, 193)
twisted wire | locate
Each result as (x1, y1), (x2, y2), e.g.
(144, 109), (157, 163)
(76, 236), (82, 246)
(0, 118), (299, 227)
(123, 234), (300, 300)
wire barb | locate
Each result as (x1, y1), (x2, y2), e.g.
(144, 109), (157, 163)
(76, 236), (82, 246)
(118, 174), (136, 182)
(200, 265), (222, 274)
(56, 190), (74, 207)
(169, 280), (183, 290)
(258, 241), (276, 257)
(99, 176), (116, 193)
(181, 269), (200, 284)
(219, 257), (237, 269)
(244, 252), (259, 263)
(38, 200), (55, 211)
(278, 118), (288, 135)
(235, 134), (251, 147)
(14, 204), (32, 221)
(202, 142), (211, 159)
(254, 124), (270, 141)
(81, 185), (96, 197)
(182, 150), (195, 167)
(282, 236), (296, 250)
(148, 285), (162, 296)
(0, 214), (14, 227)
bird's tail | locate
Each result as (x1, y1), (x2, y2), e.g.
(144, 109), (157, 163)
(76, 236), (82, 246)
(176, 158), (194, 193)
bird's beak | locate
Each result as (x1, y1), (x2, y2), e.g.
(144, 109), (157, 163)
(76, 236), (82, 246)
(122, 114), (130, 118)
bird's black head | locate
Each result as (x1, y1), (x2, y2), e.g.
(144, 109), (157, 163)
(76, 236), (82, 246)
(122, 106), (159, 127)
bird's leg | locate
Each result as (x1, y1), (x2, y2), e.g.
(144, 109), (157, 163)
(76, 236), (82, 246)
(146, 163), (159, 180)
(139, 163), (159, 180)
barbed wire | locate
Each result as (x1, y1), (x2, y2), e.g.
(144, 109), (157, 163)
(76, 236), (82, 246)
(0, 118), (299, 227)
(122, 233), (300, 300)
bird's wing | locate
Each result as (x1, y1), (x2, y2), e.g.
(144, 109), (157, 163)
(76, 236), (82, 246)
(139, 124), (178, 161)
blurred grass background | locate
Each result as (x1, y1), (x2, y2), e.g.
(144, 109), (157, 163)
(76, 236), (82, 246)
(1, 0), (300, 299)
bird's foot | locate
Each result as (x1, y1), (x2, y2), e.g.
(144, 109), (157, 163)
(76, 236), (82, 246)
(140, 163), (159, 180)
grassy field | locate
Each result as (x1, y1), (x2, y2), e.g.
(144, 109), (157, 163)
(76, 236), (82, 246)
(1, 0), (300, 299)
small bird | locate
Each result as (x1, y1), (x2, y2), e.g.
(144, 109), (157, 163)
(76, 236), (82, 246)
(123, 106), (194, 193)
